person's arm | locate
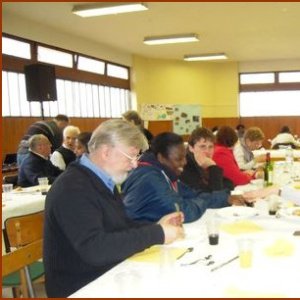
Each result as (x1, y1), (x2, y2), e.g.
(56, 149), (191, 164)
(50, 151), (66, 171)
(233, 144), (255, 170)
(51, 184), (165, 267)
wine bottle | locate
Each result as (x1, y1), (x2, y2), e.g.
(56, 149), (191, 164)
(264, 152), (273, 186)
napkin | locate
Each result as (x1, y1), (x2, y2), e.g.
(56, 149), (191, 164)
(128, 246), (187, 263)
(221, 220), (263, 235)
(224, 286), (285, 298)
(264, 238), (295, 256)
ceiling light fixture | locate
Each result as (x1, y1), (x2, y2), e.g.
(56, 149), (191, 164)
(144, 34), (199, 45)
(72, 2), (148, 18)
(184, 53), (228, 61)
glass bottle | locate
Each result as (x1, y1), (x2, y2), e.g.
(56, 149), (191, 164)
(264, 152), (273, 186)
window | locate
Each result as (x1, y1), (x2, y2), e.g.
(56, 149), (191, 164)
(240, 91), (300, 117)
(38, 46), (73, 68)
(78, 56), (105, 74)
(279, 71), (300, 83)
(107, 63), (129, 79)
(2, 71), (131, 118)
(239, 71), (300, 117)
(2, 36), (31, 59)
(2, 34), (132, 118)
(240, 73), (274, 84)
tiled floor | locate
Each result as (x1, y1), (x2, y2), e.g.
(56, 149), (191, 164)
(2, 282), (47, 298)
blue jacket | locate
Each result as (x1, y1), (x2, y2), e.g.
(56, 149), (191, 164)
(122, 152), (229, 223)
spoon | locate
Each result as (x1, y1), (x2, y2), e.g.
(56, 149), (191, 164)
(176, 247), (193, 260)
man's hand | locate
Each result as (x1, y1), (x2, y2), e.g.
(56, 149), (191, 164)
(228, 195), (246, 206)
(158, 212), (185, 244)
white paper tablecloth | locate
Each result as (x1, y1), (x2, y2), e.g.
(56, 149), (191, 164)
(69, 209), (300, 298)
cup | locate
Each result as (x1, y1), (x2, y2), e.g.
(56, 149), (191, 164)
(250, 179), (264, 189)
(268, 195), (279, 215)
(206, 218), (219, 245)
(38, 177), (49, 195)
(237, 239), (253, 268)
(2, 184), (13, 201)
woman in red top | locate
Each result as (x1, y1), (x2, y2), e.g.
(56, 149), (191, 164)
(213, 126), (255, 186)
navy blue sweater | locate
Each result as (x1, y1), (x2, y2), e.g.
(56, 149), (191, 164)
(122, 152), (230, 223)
(44, 162), (164, 297)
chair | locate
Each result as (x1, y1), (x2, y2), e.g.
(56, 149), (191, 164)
(3, 175), (18, 187)
(2, 239), (43, 297)
(272, 143), (296, 150)
(2, 211), (45, 298)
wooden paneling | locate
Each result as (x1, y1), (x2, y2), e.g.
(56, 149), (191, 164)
(2, 116), (300, 160)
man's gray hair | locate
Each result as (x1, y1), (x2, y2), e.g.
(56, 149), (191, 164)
(88, 119), (149, 153)
(28, 134), (49, 151)
(63, 125), (80, 138)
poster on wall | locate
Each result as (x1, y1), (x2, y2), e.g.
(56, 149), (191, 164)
(140, 104), (174, 121)
(173, 105), (201, 135)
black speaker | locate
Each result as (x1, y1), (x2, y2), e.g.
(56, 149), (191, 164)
(24, 63), (57, 102)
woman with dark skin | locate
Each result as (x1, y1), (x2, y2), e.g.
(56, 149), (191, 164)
(122, 132), (244, 223)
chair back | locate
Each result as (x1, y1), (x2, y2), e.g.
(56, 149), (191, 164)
(2, 239), (43, 277)
(272, 143), (296, 150)
(3, 174), (18, 187)
(5, 211), (44, 248)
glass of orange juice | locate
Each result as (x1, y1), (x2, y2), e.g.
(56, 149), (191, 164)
(237, 239), (253, 268)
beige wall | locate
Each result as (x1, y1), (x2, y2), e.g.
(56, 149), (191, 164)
(2, 11), (132, 67)
(132, 56), (239, 118)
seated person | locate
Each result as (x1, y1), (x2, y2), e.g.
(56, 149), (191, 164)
(122, 132), (245, 224)
(50, 125), (80, 170)
(180, 127), (234, 193)
(44, 120), (184, 297)
(122, 110), (153, 145)
(271, 126), (300, 149)
(213, 126), (256, 186)
(18, 134), (62, 187)
(74, 132), (92, 157)
(234, 127), (266, 170)
(236, 124), (246, 140)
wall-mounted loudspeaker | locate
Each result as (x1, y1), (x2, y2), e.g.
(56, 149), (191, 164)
(24, 63), (57, 102)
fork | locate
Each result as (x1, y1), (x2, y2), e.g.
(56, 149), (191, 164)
(180, 254), (213, 266)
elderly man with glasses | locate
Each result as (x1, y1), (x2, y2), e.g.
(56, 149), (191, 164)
(43, 119), (184, 298)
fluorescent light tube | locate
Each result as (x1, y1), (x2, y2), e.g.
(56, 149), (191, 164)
(73, 3), (148, 17)
(144, 34), (199, 45)
(184, 53), (227, 61)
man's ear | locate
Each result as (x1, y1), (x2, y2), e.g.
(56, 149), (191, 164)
(188, 144), (194, 153)
(99, 144), (111, 161)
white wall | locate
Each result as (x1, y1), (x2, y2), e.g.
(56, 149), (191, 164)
(2, 11), (133, 67)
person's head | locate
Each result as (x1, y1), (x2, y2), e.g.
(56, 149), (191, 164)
(122, 110), (143, 127)
(63, 126), (80, 150)
(54, 114), (69, 131)
(188, 127), (215, 159)
(88, 119), (148, 184)
(74, 132), (92, 157)
(244, 127), (265, 150)
(236, 124), (246, 137)
(280, 126), (291, 134)
(211, 126), (219, 135)
(29, 134), (52, 158)
(216, 126), (238, 148)
(151, 132), (186, 176)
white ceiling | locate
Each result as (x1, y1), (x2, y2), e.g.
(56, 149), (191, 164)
(3, 2), (300, 62)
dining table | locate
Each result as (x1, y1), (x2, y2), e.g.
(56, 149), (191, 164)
(69, 200), (300, 298)
(2, 185), (47, 254)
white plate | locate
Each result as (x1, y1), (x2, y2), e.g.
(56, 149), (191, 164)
(217, 206), (258, 219)
(277, 207), (300, 221)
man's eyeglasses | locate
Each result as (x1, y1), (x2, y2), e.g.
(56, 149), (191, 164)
(117, 148), (142, 163)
